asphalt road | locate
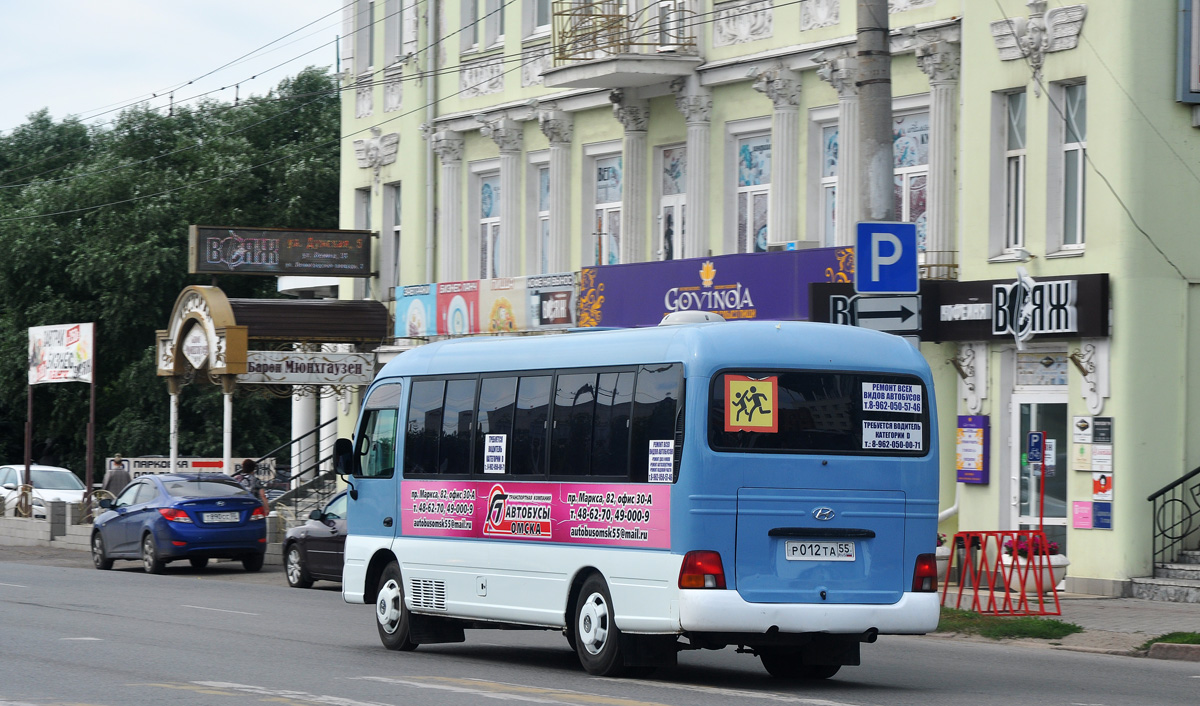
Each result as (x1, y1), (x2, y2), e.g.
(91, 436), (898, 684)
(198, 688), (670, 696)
(1, 547), (1198, 706)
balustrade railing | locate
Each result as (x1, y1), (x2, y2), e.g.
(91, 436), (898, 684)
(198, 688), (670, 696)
(1149, 465), (1200, 567)
(552, 0), (696, 65)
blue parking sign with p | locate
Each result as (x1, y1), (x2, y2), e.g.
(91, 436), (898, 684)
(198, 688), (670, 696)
(855, 222), (919, 294)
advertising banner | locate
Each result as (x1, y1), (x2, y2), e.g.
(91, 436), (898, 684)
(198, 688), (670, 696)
(400, 480), (670, 548)
(29, 323), (94, 384)
(437, 281), (480, 335)
(527, 273), (576, 329)
(579, 248), (853, 328)
(479, 278), (527, 333)
(396, 284), (438, 337)
(107, 456), (276, 478)
(188, 225), (372, 277)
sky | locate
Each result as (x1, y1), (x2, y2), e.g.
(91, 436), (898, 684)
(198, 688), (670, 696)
(0, 1), (343, 134)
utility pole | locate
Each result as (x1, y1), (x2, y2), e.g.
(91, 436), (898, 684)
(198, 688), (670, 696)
(857, 0), (895, 222)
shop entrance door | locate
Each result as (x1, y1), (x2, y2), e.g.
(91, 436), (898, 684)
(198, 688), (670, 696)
(1011, 393), (1069, 555)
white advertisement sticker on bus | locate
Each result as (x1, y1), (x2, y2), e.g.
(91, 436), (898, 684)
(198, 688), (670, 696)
(648, 440), (674, 483)
(861, 382), (923, 413)
(861, 421), (924, 451)
(483, 434), (507, 474)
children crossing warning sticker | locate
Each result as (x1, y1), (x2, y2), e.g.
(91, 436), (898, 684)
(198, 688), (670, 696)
(725, 375), (778, 433)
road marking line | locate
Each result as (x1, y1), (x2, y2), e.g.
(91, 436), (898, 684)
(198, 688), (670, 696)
(358, 675), (678, 706)
(61, 637), (103, 640)
(0, 582), (28, 587)
(194, 682), (392, 705)
(601, 677), (860, 705)
(181, 604), (258, 615)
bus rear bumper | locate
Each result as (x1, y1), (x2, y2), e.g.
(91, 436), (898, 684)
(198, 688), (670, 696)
(678, 591), (940, 635)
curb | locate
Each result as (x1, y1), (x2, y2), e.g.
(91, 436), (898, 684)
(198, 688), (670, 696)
(1147, 643), (1200, 662)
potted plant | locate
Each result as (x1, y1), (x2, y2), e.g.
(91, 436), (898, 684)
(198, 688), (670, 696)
(935, 533), (951, 583)
(1000, 535), (1070, 593)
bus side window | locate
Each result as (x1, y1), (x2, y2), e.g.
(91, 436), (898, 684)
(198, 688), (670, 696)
(592, 371), (635, 477)
(512, 375), (551, 476)
(550, 373), (597, 476)
(476, 377), (517, 475)
(630, 363), (684, 483)
(440, 379), (477, 475)
(404, 380), (445, 476)
(356, 383), (404, 478)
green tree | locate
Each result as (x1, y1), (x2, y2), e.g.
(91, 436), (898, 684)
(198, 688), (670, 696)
(0, 67), (341, 477)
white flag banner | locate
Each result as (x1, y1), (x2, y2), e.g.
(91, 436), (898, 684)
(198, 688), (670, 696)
(29, 323), (94, 384)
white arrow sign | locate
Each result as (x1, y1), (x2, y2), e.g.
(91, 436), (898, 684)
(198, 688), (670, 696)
(830, 295), (922, 333)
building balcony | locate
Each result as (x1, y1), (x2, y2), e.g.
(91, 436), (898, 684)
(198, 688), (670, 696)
(542, 0), (701, 90)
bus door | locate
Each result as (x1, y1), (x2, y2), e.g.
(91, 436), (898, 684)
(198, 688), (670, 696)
(711, 370), (932, 605)
(345, 382), (404, 541)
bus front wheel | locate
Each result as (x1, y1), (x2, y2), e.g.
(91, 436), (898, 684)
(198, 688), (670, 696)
(376, 562), (418, 651)
(574, 575), (626, 676)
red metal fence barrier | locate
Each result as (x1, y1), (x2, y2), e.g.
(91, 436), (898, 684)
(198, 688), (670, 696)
(940, 530), (1063, 616)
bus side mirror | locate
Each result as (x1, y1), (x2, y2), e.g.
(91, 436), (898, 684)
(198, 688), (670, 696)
(334, 438), (354, 476)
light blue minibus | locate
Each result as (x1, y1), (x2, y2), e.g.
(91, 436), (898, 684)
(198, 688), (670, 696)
(335, 318), (940, 678)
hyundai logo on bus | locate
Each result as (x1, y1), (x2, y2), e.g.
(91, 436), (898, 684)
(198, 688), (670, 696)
(812, 507), (836, 521)
(855, 222), (919, 295)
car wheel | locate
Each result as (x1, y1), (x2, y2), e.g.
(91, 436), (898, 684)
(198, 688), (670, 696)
(242, 553), (265, 572)
(189, 557), (209, 570)
(574, 574), (626, 676)
(285, 544), (313, 588)
(141, 534), (165, 574)
(375, 562), (417, 651)
(91, 533), (113, 570)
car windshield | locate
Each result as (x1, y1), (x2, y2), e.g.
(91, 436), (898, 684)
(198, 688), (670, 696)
(30, 469), (85, 490)
(163, 480), (250, 498)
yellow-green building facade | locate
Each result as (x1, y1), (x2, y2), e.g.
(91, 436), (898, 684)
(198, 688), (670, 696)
(337, 0), (1200, 598)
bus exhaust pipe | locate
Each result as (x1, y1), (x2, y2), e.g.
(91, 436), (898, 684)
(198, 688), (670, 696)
(860, 629), (879, 643)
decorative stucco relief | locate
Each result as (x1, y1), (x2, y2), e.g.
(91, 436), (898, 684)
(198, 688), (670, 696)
(713, 0), (772, 47)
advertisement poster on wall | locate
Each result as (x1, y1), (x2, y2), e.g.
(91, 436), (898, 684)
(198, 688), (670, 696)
(437, 281), (480, 335)
(396, 284), (438, 338)
(479, 278), (527, 333)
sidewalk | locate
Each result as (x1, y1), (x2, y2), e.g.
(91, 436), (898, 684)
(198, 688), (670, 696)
(1, 544), (1197, 660)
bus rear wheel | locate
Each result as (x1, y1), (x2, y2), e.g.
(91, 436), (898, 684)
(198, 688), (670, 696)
(574, 574), (625, 676)
(376, 562), (418, 651)
(758, 646), (841, 680)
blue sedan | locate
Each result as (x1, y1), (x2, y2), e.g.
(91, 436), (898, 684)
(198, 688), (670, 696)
(91, 473), (267, 573)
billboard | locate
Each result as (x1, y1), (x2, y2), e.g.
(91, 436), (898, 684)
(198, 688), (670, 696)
(29, 323), (94, 385)
(188, 225), (372, 277)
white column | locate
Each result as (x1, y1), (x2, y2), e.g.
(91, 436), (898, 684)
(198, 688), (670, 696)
(538, 109), (573, 272)
(917, 41), (961, 277)
(221, 376), (234, 477)
(753, 67), (801, 246)
(613, 96), (649, 264)
(319, 345), (341, 472)
(480, 118), (524, 277)
(672, 78), (712, 259)
(818, 54), (861, 247)
(168, 378), (179, 473)
(292, 390), (317, 484)
(430, 130), (464, 281)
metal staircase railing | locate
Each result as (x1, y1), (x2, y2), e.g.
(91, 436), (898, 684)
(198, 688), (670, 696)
(1148, 465), (1200, 568)
(254, 418), (342, 530)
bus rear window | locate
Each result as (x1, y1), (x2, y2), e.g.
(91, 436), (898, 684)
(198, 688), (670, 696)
(708, 371), (929, 455)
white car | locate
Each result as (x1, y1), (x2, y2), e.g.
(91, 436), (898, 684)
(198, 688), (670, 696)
(0, 465), (86, 518)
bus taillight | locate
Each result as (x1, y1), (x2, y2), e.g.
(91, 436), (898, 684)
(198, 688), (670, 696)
(678, 550), (727, 589)
(912, 553), (938, 592)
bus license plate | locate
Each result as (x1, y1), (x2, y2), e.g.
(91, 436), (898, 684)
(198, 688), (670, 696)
(203, 512), (239, 523)
(785, 540), (855, 561)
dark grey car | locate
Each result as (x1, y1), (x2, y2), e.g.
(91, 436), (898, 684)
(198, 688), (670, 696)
(282, 491), (347, 588)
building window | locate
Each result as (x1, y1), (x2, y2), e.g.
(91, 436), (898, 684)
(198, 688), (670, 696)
(659, 146), (686, 260)
(891, 112), (929, 250)
(593, 155), (622, 265)
(537, 165), (550, 273)
(736, 134), (771, 253)
(356, 0), (375, 73)
(462, 0), (479, 50)
(478, 173), (501, 279)
(1062, 83), (1086, 248)
(390, 184), (402, 295)
(819, 124), (838, 247)
(1005, 90), (1027, 252)
(535, 0), (551, 33)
